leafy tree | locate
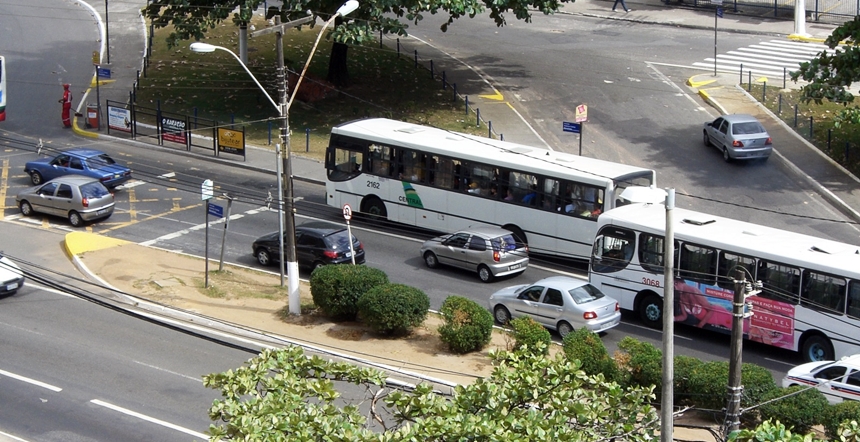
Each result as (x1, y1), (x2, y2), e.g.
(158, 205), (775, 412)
(204, 344), (660, 440)
(792, 17), (860, 127)
(143, 0), (573, 87)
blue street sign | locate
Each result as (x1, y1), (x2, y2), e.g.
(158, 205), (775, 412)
(208, 203), (224, 218)
(716, 7), (723, 17)
(97, 68), (111, 79)
(563, 121), (581, 134)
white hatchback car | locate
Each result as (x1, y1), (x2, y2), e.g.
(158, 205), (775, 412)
(420, 227), (528, 283)
(0, 254), (25, 296)
(782, 354), (860, 404)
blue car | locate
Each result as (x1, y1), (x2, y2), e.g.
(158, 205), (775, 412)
(24, 149), (132, 188)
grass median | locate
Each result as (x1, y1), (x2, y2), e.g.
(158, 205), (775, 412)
(135, 16), (487, 161)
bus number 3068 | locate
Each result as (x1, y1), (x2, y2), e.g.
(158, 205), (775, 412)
(642, 278), (661, 288)
(366, 181), (380, 189)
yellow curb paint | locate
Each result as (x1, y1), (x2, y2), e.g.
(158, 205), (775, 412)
(65, 231), (131, 255)
(698, 90), (711, 100)
(687, 78), (717, 88)
(478, 89), (504, 101)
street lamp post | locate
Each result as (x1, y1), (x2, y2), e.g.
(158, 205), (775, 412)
(189, 0), (359, 315)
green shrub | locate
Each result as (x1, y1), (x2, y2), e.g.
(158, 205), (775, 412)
(758, 386), (829, 434)
(309, 265), (388, 320)
(437, 296), (494, 354)
(357, 283), (429, 335)
(509, 316), (551, 355)
(562, 327), (618, 382)
(673, 355), (704, 405)
(617, 337), (662, 391)
(823, 400), (860, 439)
(682, 361), (776, 413)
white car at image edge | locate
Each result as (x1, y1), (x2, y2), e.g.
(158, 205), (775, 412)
(0, 254), (25, 296)
(782, 354), (860, 404)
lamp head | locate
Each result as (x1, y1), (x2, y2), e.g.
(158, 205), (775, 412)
(190, 42), (217, 53)
(336, 0), (359, 17)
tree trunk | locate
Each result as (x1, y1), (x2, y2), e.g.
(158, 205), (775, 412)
(327, 42), (350, 87)
(327, 17), (351, 87)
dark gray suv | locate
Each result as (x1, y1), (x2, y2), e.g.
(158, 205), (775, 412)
(252, 221), (365, 271)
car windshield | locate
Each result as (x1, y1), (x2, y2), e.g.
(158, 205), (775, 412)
(326, 230), (356, 249)
(81, 182), (110, 198)
(490, 234), (518, 251)
(568, 284), (606, 304)
(732, 122), (765, 135)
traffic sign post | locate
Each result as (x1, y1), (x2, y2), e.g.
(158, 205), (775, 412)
(343, 204), (356, 265)
(202, 180), (214, 288)
(563, 119), (585, 156)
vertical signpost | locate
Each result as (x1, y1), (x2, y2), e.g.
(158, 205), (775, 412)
(202, 179), (214, 288)
(563, 104), (588, 156)
(343, 204), (356, 265)
(712, 0), (723, 77)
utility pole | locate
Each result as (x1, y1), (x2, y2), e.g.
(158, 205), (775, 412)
(724, 268), (747, 436)
(660, 189), (676, 442)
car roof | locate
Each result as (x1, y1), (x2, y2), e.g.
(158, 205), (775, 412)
(62, 148), (108, 158)
(454, 226), (515, 238)
(296, 221), (347, 235)
(722, 114), (759, 123)
(531, 276), (589, 289)
(836, 354), (860, 368)
(44, 175), (103, 185)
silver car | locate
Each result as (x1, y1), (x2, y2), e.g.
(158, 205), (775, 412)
(420, 227), (528, 283)
(16, 176), (115, 227)
(488, 276), (621, 338)
(703, 114), (773, 162)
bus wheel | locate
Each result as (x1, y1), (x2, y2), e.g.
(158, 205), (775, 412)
(801, 335), (834, 362)
(502, 224), (527, 247)
(638, 294), (662, 329)
(361, 196), (387, 219)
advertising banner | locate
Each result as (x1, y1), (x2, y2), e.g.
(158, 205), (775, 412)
(217, 128), (245, 155)
(107, 106), (132, 133)
(161, 117), (187, 144)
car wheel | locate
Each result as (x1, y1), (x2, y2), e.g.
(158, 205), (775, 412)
(493, 305), (511, 325)
(638, 294), (662, 329)
(19, 201), (33, 216)
(30, 171), (43, 185)
(478, 265), (494, 283)
(557, 321), (574, 339)
(723, 147), (732, 163)
(423, 251), (439, 269)
(68, 211), (84, 227)
(703, 131), (710, 147)
(360, 196), (388, 220)
(801, 335), (834, 362)
(255, 249), (273, 266)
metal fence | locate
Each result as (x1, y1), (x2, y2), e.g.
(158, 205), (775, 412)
(676, 0), (854, 23)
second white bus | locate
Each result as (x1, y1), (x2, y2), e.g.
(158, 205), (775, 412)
(324, 118), (664, 260)
(589, 202), (860, 362)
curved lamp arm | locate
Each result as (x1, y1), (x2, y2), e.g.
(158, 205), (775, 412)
(190, 42), (281, 114)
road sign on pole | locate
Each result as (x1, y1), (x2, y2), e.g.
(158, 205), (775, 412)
(343, 204), (356, 264)
(575, 104), (588, 123)
(201, 179), (214, 201)
(342, 203), (352, 221)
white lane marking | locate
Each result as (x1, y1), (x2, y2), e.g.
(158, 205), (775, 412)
(117, 180), (147, 190)
(132, 361), (202, 383)
(159, 172), (176, 179)
(0, 430), (31, 441)
(0, 369), (63, 392)
(90, 399), (208, 440)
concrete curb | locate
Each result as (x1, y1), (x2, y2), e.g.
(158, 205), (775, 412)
(63, 231), (462, 391)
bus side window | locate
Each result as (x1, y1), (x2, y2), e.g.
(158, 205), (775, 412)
(848, 281), (860, 319)
(759, 261), (801, 303)
(802, 271), (846, 313)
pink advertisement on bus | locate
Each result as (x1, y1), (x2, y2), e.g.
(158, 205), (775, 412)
(674, 279), (796, 350)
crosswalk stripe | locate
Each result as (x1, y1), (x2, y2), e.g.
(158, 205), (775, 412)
(692, 39), (826, 78)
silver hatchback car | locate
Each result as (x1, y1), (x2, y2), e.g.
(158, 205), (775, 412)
(16, 176), (115, 227)
(488, 276), (621, 338)
(419, 227), (528, 283)
(703, 114), (773, 162)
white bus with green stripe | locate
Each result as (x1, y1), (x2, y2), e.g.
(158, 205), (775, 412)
(324, 118), (662, 260)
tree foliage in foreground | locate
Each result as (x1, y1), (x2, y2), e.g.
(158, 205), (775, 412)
(143, 0), (574, 86)
(203, 344), (659, 441)
(793, 17), (860, 127)
(729, 418), (860, 442)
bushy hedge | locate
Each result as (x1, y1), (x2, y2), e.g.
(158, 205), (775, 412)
(509, 317), (551, 355)
(677, 361), (776, 412)
(437, 296), (494, 354)
(758, 386), (829, 434)
(617, 337), (662, 391)
(823, 400), (860, 439)
(562, 327), (619, 382)
(309, 265), (388, 320)
(356, 283), (429, 335)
